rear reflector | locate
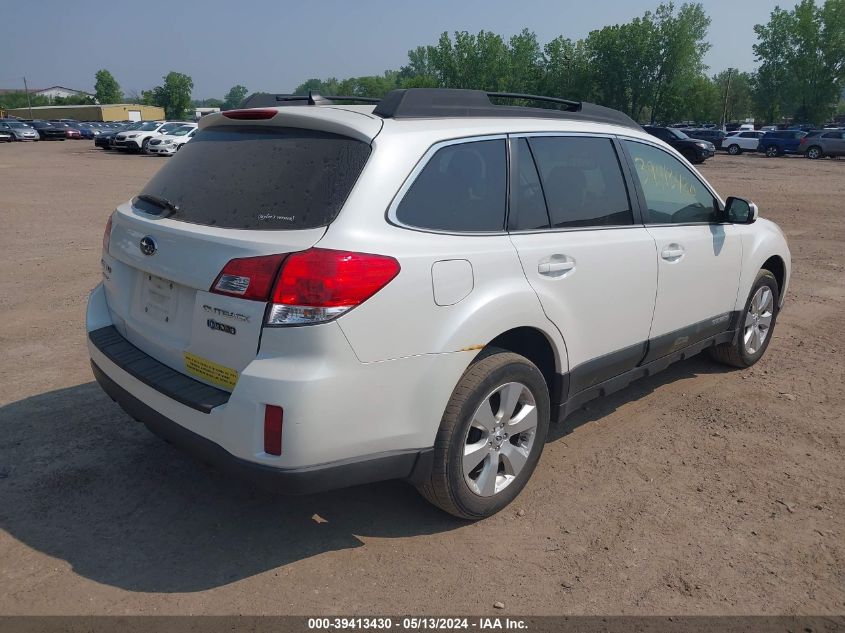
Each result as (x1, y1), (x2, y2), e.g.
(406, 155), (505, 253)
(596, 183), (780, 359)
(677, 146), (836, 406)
(222, 109), (277, 120)
(211, 254), (286, 301)
(264, 405), (283, 455)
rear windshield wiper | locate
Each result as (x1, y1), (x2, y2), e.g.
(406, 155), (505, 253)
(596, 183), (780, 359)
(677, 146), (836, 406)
(134, 194), (180, 216)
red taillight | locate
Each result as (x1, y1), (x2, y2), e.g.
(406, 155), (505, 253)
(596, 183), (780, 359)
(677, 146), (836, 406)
(211, 248), (400, 326)
(103, 214), (113, 254)
(264, 405), (283, 455)
(210, 254), (286, 301)
(271, 248), (401, 307)
(222, 109), (277, 120)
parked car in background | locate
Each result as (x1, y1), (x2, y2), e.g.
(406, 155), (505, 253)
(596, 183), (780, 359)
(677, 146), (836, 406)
(95, 123), (132, 150)
(146, 124), (198, 156)
(721, 131), (765, 155)
(111, 121), (191, 153)
(739, 123), (756, 131)
(68, 122), (99, 139)
(112, 121), (167, 152)
(0, 129), (11, 142)
(799, 129), (845, 159)
(30, 120), (67, 140)
(642, 125), (715, 163)
(686, 128), (726, 147)
(48, 121), (83, 139)
(757, 130), (806, 157)
(0, 119), (40, 141)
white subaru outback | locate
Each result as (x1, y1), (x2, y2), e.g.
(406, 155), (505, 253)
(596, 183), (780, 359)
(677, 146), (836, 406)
(87, 89), (790, 519)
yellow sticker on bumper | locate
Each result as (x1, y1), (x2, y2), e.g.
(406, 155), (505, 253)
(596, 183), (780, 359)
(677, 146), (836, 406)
(183, 352), (238, 390)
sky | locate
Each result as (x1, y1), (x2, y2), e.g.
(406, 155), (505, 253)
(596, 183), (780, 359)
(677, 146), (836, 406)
(1, 0), (790, 100)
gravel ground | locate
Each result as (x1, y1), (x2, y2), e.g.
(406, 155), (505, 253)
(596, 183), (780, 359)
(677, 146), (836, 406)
(0, 141), (842, 615)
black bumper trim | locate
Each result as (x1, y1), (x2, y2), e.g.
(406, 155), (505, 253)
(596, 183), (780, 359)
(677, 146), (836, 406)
(89, 326), (230, 413)
(91, 361), (433, 494)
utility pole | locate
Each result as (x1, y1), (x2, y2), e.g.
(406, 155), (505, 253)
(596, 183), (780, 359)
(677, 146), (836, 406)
(22, 76), (33, 118)
(721, 68), (733, 131)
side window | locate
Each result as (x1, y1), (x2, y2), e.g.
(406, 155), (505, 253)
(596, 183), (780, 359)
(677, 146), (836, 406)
(509, 139), (550, 231)
(395, 139), (506, 232)
(528, 136), (633, 228)
(624, 140), (719, 224)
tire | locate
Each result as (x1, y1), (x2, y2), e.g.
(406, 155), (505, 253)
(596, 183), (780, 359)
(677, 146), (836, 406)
(765, 145), (780, 157)
(709, 270), (779, 368)
(727, 144), (742, 155)
(806, 146), (822, 160)
(140, 138), (150, 153)
(416, 348), (550, 520)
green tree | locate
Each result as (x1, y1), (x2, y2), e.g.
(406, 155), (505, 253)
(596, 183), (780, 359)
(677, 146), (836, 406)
(506, 29), (544, 94)
(581, 3), (711, 122)
(0, 91), (49, 110)
(753, 0), (845, 124)
(714, 69), (753, 124)
(142, 72), (194, 119)
(222, 85), (249, 109)
(194, 98), (224, 108)
(52, 94), (96, 105)
(293, 78), (328, 94)
(94, 69), (122, 104)
(540, 36), (593, 102)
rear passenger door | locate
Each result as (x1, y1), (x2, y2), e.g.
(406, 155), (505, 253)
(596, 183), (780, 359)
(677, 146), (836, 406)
(507, 135), (658, 395)
(621, 139), (742, 361)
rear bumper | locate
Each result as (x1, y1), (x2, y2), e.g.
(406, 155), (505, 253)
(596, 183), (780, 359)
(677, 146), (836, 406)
(85, 282), (457, 492)
(91, 360), (432, 494)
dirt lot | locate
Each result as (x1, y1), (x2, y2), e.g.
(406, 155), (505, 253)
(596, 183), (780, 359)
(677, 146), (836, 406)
(0, 141), (843, 616)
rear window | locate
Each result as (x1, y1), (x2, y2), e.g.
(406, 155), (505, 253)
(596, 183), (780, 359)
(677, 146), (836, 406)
(137, 126), (371, 230)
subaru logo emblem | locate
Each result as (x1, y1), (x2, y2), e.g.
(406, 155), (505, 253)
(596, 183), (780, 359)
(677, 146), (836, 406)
(139, 236), (157, 256)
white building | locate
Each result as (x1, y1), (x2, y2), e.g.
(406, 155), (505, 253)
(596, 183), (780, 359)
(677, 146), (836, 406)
(33, 86), (94, 100)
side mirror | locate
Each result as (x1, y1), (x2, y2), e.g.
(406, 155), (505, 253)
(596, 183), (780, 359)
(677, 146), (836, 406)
(725, 196), (758, 224)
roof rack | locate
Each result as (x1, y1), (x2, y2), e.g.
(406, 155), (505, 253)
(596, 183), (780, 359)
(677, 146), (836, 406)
(238, 88), (640, 130)
(239, 91), (380, 108)
(373, 89), (640, 129)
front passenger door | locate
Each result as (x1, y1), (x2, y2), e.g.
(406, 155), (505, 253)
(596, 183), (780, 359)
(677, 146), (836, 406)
(622, 139), (742, 362)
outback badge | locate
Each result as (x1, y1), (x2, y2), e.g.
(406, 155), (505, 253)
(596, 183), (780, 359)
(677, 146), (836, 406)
(207, 319), (236, 335)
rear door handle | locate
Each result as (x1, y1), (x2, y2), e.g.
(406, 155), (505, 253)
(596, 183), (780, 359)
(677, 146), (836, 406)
(661, 244), (685, 261)
(538, 257), (575, 277)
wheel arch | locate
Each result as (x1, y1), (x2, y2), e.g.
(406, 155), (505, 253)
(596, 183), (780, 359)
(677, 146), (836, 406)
(761, 254), (786, 296)
(734, 220), (791, 312)
(482, 326), (564, 410)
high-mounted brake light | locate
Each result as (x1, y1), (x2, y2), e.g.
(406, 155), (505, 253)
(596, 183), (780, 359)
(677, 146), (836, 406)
(210, 254), (286, 301)
(266, 248), (401, 326)
(103, 214), (113, 254)
(222, 109), (277, 120)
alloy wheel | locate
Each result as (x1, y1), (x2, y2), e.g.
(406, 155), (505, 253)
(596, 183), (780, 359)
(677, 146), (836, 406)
(743, 286), (774, 355)
(463, 382), (538, 497)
